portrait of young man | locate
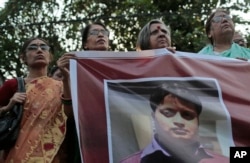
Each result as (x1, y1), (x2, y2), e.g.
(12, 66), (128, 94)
(104, 78), (233, 163)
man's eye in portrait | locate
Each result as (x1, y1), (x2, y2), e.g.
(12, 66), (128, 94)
(181, 111), (197, 121)
(160, 108), (197, 121)
(160, 108), (176, 117)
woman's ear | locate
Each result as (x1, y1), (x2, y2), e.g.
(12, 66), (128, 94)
(20, 54), (27, 65)
(208, 28), (213, 38)
(83, 42), (88, 50)
(208, 31), (212, 38)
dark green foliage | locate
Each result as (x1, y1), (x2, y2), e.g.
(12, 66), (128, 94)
(0, 0), (249, 82)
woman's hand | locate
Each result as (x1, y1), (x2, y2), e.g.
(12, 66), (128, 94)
(57, 53), (76, 118)
(57, 53), (77, 80)
(9, 92), (26, 106)
(166, 46), (176, 53)
(236, 57), (248, 61)
(0, 92), (26, 114)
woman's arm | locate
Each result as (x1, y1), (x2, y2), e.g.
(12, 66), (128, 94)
(0, 92), (26, 115)
(57, 53), (76, 118)
(0, 79), (26, 115)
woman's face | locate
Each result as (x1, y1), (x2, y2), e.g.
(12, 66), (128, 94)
(149, 23), (171, 49)
(23, 39), (51, 68)
(209, 11), (235, 40)
(84, 24), (109, 51)
(51, 69), (63, 81)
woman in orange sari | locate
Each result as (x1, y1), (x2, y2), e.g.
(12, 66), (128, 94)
(0, 37), (74, 162)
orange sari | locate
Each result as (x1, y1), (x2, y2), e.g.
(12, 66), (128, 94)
(4, 76), (67, 163)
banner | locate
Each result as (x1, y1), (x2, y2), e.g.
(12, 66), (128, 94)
(70, 49), (250, 163)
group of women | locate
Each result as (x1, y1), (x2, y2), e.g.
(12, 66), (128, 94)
(0, 8), (249, 162)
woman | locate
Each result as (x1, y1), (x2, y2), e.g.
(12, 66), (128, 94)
(233, 31), (247, 47)
(198, 8), (250, 59)
(136, 19), (176, 53)
(0, 37), (72, 162)
(57, 22), (110, 163)
(49, 66), (64, 81)
(81, 22), (109, 51)
(59, 22), (109, 70)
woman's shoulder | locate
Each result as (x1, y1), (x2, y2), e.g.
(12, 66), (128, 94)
(1, 78), (18, 89)
(47, 77), (63, 85)
(43, 77), (63, 91)
(0, 78), (18, 106)
(233, 43), (250, 52)
(198, 44), (213, 55)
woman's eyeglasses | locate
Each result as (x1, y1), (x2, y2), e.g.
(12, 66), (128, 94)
(212, 15), (232, 23)
(88, 29), (109, 36)
(27, 44), (50, 51)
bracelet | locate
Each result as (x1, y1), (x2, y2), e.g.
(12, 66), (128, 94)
(61, 95), (72, 105)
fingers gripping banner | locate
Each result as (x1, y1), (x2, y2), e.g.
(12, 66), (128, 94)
(70, 49), (250, 163)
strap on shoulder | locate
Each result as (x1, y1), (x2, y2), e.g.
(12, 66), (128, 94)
(16, 77), (25, 92)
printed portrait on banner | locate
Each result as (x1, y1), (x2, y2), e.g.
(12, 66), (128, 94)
(104, 77), (233, 163)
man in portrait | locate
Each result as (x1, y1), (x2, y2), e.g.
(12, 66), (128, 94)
(120, 82), (228, 163)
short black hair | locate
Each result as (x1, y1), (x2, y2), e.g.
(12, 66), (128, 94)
(149, 82), (202, 115)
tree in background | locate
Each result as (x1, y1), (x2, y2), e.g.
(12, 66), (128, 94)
(0, 0), (249, 82)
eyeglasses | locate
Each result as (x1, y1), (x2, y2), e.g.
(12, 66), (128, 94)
(212, 15), (232, 23)
(88, 29), (109, 36)
(27, 44), (50, 51)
